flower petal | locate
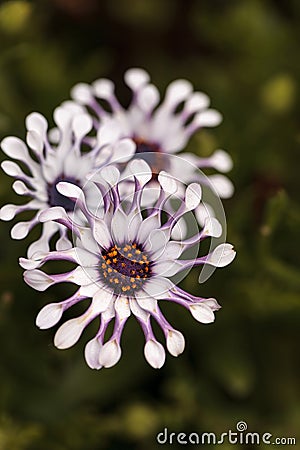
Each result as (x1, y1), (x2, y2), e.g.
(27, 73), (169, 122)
(185, 183), (202, 210)
(36, 303), (64, 329)
(54, 317), (87, 349)
(206, 243), (236, 267)
(166, 330), (185, 357)
(144, 339), (165, 369)
(143, 277), (174, 300)
(190, 303), (215, 323)
(99, 339), (122, 368)
(85, 337), (103, 369)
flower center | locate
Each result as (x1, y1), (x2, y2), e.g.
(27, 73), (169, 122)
(47, 176), (80, 212)
(133, 137), (170, 176)
(99, 243), (152, 295)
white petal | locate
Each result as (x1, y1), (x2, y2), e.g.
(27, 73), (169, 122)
(60, 100), (86, 115)
(36, 303), (64, 329)
(193, 109), (222, 128)
(171, 217), (187, 240)
(56, 233), (72, 251)
(19, 257), (42, 270)
(130, 298), (149, 322)
(111, 208), (128, 244)
(78, 227), (99, 254)
(153, 260), (182, 277)
(185, 183), (202, 210)
(195, 202), (215, 227)
(190, 303), (215, 323)
(166, 330), (185, 357)
(56, 181), (83, 200)
(54, 317), (86, 349)
(38, 207), (69, 223)
(137, 296), (158, 313)
(137, 84), (160, 111)
(206, 243), (236, 267)
(1, 160), (23, 177)
(12, 180), (29, 195)
(115, 296), (131, 320)
(112, 138), (136, 163)
(210, 149), (233, 172)
(127, 210), (142, 242)
(1, 136), (29, 161)
(124, 68), (150, 91)
(92, 78), (115, 99)
(92, 219), (112, 249)
(26, 130), (44, 153)
(92, 287), (114, 313)
(159, 241), (183, 260)
(0, 204), (19, 220)
(99, 339), (121, 368)
(85, 337), (102, 369)
(25, 112), (48, 136)
(11, 221), (33, 239)
(202, 297), (221, 311)
(144, 339), (165, 369)
(71, 82), (93, 104)
(128, 159), (152, 187)
(202, 217), (222, 238)
(100, 165), (120, 185)
(208, 174), (234, 198)
(53, 106), (72, 130)
(79, 283), (99, 297)
(70, 266), (98, 286)
(137, 213), (160, 243)
(158, 171), (178, 194)
(143, 277), (173, 300)
(23, 269), (54, 291)
(97, 120), (122, 146)
(184, 92), (210, 114)
(145, 229), (168, 256)
(72, 113), (93, 140)
(165, 79), (193, 107)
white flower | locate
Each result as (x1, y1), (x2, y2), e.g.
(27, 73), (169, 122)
(21, 160), (235, 369)
(0, 107), (136, 258)
(69, 67), (234, 202)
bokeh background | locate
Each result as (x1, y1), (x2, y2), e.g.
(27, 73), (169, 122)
(0, 1), (299, 449)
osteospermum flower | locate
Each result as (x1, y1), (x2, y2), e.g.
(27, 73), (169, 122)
(20, 160), (236, 369)
(69, 67), (234, 200)
(0, 106), (136, 257)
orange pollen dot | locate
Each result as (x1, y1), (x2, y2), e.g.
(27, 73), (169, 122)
(127, 253), (133, 258)
(108, 268), (112, 273)
(101, 263), (107, 269)
(112, 258), (117, 263)
(106, 259), (111, 265)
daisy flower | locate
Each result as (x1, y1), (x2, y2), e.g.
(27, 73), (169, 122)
(20, 160), (236, 369)
(69, 67), (234, 201)
(0, 106), (136, 258)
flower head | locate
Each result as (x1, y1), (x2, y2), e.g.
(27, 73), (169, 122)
(0, 106), (136, 257)
(21, 160), (236, 369)
(69, 68), (234, 200)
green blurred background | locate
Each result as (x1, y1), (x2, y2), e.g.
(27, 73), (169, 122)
(0, 1), (299, 449)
